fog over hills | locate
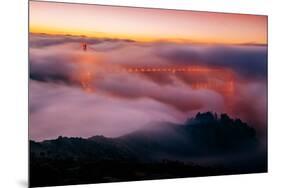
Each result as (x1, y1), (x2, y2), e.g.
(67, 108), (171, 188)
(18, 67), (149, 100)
(30, 112), (263, 160)
(30, 112), (267, 187)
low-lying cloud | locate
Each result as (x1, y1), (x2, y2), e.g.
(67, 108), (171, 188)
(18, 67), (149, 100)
(29, 33), (267, 141)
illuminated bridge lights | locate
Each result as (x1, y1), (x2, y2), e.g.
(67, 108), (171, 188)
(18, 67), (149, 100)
(120, 67), (216, 73)
(75, 65), (235, 95)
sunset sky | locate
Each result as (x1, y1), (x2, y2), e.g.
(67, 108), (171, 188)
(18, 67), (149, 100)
(29, 1), (267, 44)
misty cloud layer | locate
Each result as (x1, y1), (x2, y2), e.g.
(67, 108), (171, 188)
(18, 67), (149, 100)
(29, 33), (267, 141)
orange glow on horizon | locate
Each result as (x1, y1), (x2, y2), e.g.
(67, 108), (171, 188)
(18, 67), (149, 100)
(29, 1), (267, 45)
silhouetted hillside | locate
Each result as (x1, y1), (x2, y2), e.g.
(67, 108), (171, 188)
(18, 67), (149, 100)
(117, 112), (259, 160)
(30, 112), (267, 187)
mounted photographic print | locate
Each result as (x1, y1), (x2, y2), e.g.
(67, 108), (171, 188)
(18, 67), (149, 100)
(29, 1), (268, 187)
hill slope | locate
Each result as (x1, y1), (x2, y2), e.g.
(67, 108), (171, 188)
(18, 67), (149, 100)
(30, 112), (266, 187)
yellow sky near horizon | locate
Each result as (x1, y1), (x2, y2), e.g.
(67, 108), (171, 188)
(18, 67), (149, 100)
(29, 1), (267, 44)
